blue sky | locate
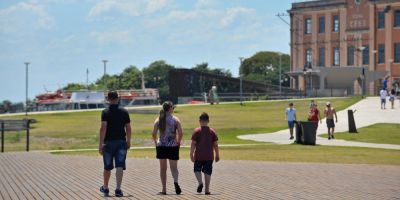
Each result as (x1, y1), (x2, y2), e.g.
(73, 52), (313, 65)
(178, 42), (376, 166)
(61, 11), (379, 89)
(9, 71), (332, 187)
(0, 0), (298, 102)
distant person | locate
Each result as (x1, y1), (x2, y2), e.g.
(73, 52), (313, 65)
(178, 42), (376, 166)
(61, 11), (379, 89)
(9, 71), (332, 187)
(190, 112), (220, 195)
(152, 101), (183, 195)
(380, 88), (387, 109)
(324, 102), (338, 140)
(285, 103), (296, 140)
(309, 100), (315, 108)
(308, 103), (322, 128)
(383, 76), (389, 90)
(389, 88), (395, 109)
(99, 91), (132, 197)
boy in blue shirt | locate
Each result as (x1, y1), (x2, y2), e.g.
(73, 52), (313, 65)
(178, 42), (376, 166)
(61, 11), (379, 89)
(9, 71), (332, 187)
(285, 103), (296, 140)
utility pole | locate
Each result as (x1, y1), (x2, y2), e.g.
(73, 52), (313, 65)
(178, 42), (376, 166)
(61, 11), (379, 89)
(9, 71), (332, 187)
(24, 62), (30, 117)
(102, 60), (108, 91)
(238, 57), (244, 106)
(86, 68), (89, 90)
(279, 54), (282, 98)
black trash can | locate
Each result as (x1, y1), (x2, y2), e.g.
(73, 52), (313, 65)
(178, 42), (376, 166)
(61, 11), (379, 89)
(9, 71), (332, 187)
(295, 121), (303, 144)
(300, 121), (317, 145)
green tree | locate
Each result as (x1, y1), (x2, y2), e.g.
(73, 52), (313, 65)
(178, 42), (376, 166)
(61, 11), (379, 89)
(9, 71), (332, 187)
(142, 60), (175, 102)
(120, 65), (142, 89)
(63, 83), (88, 91)
(192, 62), (232, 77)
(240, 51), (290, 86)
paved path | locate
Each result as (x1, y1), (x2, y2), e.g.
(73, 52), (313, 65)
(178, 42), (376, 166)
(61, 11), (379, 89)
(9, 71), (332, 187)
(239, 97), (400, 150)
(0, 152), (399, 200)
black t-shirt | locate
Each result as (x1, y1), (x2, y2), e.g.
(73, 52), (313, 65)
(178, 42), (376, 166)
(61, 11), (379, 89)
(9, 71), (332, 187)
(101, 104), (131, 141)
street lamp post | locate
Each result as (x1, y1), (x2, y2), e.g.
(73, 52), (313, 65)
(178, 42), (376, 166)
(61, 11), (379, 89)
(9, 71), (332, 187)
(102, 60), (108, 90)
(358, 46), (366, 97)
(278, 53), (282, 99)
(372, 50), (377, 95)
(24, 62), (30, 117)
(238, 57), (244, 106)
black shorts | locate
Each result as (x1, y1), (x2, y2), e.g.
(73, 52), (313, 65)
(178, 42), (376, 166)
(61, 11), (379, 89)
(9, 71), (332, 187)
(326, 119), (335, 128)
(194, 160), (213, 175)
(156, 146), (180, 160)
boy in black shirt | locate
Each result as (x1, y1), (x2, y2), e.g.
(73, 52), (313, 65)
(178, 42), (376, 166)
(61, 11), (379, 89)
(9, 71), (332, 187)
(99, 91), (132, 197)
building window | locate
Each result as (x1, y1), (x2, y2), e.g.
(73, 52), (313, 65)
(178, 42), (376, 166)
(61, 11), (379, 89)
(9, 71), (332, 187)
(378, 44), (385, 64)
(362, 45), (369, 65)
(306, 48), (312, 66)
(395, 10), (400, 27)
(348, 46), (355, 66)
(305, 18), (312, 34)
(333, 15), (339, 32)
(319, 48), (325, 66)
(319, 16), (325, 33)
(378, 11), (385, 29)
(395, 43), (400, 63)
(333, 47), (340, 66)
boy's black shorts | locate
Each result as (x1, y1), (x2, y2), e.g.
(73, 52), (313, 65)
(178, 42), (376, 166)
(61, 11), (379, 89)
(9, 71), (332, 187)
(194, 160), (213, 175)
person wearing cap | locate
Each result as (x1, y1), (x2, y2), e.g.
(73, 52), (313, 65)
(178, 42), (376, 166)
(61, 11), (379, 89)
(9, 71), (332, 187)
(324, 102), (337, 140)
(99, 91), (132, 197)
(152, 101), (183, 195)
(285, 102), (296, 140)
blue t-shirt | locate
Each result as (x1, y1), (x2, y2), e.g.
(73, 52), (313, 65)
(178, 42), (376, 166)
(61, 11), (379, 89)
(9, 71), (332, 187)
(286, 107), (296, 121)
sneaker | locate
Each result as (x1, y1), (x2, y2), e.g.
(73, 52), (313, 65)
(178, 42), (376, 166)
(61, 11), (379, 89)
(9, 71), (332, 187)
(174, 182), (182, 195)
(197, 183), (203, 193)
(328, 137), (331, 140)
(205, 192), (211, 195)
(331, 135), (335, 139)
(115, 189), (123, 197)
(100, 186), (109, 196)
(290, 136), (294, 140)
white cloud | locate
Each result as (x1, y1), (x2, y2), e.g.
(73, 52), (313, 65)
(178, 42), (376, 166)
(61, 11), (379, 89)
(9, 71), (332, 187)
(0, 1), (54, 33)
(88, 0), (171, 18)
(195, 0), (216, 8)
(90, 30), (134, 45)
(220, 7), (256, 27)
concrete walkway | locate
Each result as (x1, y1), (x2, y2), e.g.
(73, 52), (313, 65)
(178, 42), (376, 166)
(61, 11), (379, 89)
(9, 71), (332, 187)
(239, 97), (400, 150)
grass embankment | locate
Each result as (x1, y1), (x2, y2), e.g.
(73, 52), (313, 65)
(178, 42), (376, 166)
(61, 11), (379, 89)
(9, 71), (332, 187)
(54, 144), (400, 165)
(320, 123), (400, 145)
(0, 97), (360, 151)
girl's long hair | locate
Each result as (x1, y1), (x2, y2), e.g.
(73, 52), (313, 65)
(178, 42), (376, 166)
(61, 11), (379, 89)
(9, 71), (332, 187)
(158, 101), (174, 132)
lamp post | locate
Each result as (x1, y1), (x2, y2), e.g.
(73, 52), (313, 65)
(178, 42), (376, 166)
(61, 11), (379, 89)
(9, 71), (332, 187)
(372, 50), (377, 95)
(358, 46), (366, 97)
(25, 62), (30, 117)
(238, 57), (244, 106)
(303, 63), (312, 97)
(102, 60), (108, 90)
(278, 53), (282, 99)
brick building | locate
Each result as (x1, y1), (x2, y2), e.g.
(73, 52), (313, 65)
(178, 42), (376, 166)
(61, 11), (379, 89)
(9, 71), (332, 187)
(288, 0), (400, 96)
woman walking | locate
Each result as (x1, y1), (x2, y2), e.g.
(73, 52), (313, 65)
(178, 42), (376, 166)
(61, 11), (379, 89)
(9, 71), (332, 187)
(152, 101), (183, 195)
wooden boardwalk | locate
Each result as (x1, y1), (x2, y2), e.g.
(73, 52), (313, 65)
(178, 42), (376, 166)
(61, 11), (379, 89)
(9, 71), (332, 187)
(0, 152), (399, 199)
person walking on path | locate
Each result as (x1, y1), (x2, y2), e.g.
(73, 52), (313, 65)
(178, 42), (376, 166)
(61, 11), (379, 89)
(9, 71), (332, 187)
(152, 101), (183, 195)
(99, 91), (132, 197)
(285, 103), (296, 140)
(380, 88), (387, 109)
(190, 112), (220, 195)
(308, 103), (322, 129)
(324, 102), (338, 140)
(389, 88), (395, 109)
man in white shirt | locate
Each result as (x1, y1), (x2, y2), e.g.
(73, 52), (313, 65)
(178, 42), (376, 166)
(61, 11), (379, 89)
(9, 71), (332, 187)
(380, 89), (387, 109)
(285, 102), (297, 140)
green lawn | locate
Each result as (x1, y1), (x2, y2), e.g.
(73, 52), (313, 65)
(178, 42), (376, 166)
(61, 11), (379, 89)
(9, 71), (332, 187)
(53, 144), (400, 165)
(320, 123), (400, 145)
(0, 97), (360, 151)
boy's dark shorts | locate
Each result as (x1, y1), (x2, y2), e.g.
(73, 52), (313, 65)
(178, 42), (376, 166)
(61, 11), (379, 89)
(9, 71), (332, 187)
(194, 160), (213, 175)
(103, 140), (128, 171)
(156, 146), (180, 160)
(326, 119), (335, 128)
